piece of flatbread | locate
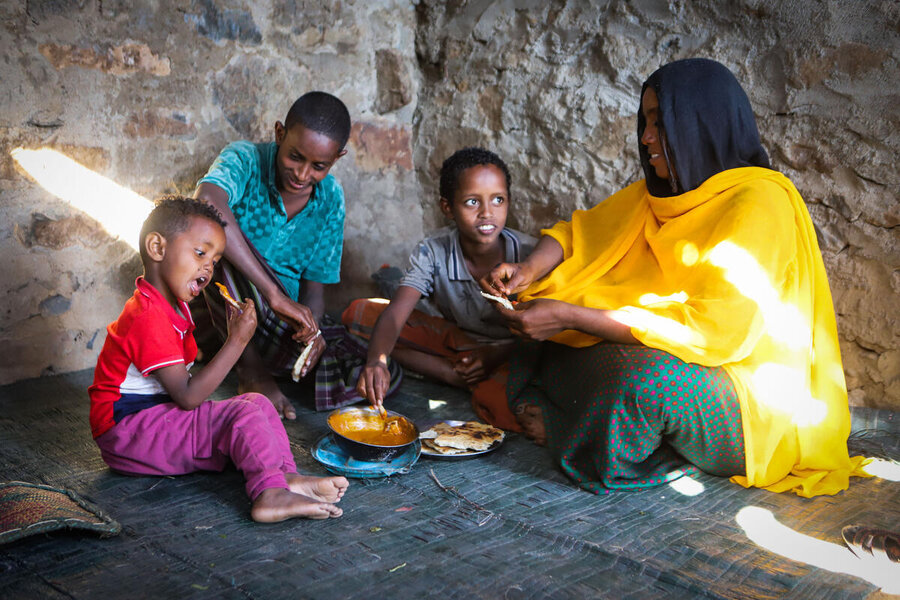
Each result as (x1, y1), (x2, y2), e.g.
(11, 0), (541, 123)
(420, 421), (504, 452)
(422, 439), (469, 455)
(480, 291), (514, 310)
(291, 330), (321, 382)
(419, 422), (460, 440)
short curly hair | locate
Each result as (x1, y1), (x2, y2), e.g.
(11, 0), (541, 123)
(284, 91), (352, 150)
(439, 147), (511, 203)
(139, 195), (227, 263)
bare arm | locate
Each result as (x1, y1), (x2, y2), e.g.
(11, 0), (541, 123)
(154, 299), (258, 410)
(356, 286), (422, 407)
(499, 298), (638, 345)
(194, 182), (318, 340)
(480, 235), (564, 297)
(293, 279), (327, 374)
(299, 279), (325, 323)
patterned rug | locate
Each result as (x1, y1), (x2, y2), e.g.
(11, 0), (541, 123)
(0, 481), (120, 545)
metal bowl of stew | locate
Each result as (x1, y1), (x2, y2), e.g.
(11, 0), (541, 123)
(326, 406), (419, 462)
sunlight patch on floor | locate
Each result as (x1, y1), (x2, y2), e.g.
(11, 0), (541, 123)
(861, 458), (900, 482)
(667, 473), (705, 496)
(736, 506), (899, 594)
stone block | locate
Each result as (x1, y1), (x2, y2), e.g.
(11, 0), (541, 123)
(16, 213), (108, 250)
(184, 0), (262, 44)
(375, 49), (412, 114)
(796, 43), (889, 89)
(39, 43), (171, 76)
(39, 294), (72, 317)
(349, 122), (413, 172)
(123, 111), (196, 139)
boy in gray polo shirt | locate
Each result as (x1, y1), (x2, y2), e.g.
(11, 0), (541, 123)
(342, 148), (536, 430)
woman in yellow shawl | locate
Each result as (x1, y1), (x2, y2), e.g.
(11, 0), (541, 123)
(482, 58), (868, 497)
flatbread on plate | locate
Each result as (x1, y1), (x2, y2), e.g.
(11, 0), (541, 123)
(420, 421), (504, 452)
(422, 439), (469, 455)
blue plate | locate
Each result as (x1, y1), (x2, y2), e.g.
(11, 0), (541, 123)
(311, 433), (421, 479)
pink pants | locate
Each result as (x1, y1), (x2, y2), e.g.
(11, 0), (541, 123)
(95, 393), (296, 500)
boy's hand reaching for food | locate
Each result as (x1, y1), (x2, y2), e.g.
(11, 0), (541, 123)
(357, 359), (391, 408)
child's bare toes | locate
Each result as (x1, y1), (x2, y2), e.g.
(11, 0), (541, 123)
(250, 488), (343, 522)
(285, 473), (349, 503)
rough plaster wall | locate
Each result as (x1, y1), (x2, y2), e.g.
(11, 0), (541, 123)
(1, 0), (898, 411)
(412, 0), (899, 409)
(0, 0), (421, 383)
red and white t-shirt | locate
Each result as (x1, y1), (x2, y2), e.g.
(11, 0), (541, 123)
(88, 277), (197, 438)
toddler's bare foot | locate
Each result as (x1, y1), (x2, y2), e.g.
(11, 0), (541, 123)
(515, 405), (546, 446)
(250, 488), (342, 522)
(285, 473), (349, 503)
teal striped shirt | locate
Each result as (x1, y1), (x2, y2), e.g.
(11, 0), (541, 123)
(198, 141), (344, 299)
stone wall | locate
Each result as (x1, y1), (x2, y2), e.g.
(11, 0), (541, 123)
(411, 0), (899, 409)
(1, 0), (897, 410)
(1, 0), (422, 382)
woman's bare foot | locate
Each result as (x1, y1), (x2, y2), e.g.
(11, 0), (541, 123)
(515, 405), (547, 446)
(285, 473), (349, 503)
(250, 488), (342, 522)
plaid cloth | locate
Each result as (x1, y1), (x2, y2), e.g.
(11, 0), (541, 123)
(202, 235), (401, 411)
(315, 317), (403, 410)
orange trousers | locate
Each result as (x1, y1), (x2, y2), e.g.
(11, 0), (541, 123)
(341, 298), (521, 432)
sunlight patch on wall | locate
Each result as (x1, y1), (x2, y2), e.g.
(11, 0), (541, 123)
(11, 147), (152, 252)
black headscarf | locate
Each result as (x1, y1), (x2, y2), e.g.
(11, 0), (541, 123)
(638, 58), (771, 197)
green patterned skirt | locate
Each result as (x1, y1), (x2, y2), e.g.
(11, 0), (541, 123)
(507, 342), (745, 493)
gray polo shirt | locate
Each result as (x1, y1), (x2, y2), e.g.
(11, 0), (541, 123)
(399, 226), (537, 342)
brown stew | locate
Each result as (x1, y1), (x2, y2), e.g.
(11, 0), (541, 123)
(328, 411), (417, 446)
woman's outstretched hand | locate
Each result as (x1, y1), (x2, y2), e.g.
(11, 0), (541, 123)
(497, 298), (570, 341)
(479, 262), (535, 297)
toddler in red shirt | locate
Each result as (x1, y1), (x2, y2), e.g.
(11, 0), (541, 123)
(89, 195), (347, 522)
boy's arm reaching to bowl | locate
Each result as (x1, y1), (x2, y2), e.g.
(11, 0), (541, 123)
(356, 286), (423, 409)
(154, 299), (257, 410)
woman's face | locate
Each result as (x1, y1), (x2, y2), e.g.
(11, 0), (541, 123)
(640, 88), (670, 180)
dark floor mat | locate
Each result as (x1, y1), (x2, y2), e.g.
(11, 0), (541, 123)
(0, 369), (897, 599)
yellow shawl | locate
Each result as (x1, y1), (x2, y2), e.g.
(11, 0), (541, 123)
(522, 167), (869, 497)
